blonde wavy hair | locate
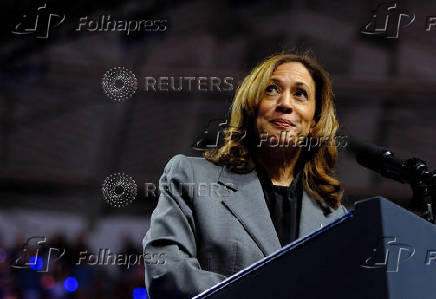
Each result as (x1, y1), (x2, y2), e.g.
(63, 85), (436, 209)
(204, 52), (343, 210)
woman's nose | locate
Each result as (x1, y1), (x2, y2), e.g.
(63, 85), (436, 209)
(276, 93), (293, 114)
(276, 105), (292, 114)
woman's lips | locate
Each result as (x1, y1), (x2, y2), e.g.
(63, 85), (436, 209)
(269, 119), (296, 129)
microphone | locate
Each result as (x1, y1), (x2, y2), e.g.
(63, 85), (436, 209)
(349, 140), (436, 223)
(351, 142), (410, 184)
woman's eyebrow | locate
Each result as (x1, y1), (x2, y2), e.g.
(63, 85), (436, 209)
(270, 77), (312, 93)
(269, 77), (283, 85)
(295, 81), (312, 93)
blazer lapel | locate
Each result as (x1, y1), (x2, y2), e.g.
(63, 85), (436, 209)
(299, 190), (334, 237)
(218, 166), (282, 257)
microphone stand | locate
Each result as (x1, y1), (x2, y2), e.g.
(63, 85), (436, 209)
(406, 158), (436, 224)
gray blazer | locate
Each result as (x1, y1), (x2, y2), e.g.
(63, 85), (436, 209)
(143, 154), (347, 299)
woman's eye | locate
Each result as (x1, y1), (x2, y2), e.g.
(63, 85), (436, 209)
(265, 85), (279, 94)
(295, 88), (308, 99)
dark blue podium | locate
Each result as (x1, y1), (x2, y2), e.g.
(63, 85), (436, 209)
(193, 197), (436, 299)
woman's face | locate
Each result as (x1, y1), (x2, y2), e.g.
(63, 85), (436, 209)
(256, 62), (317, 148)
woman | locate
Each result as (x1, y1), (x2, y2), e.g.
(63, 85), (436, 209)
(143, 52), (347, 299)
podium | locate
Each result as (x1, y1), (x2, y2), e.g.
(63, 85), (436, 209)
(193, 197), (436, 299)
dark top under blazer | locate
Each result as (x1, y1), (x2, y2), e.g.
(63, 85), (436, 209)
(257, 165), (304, 246)
(143, 154), (347, 299)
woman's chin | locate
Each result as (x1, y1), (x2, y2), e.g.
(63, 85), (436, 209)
(258, 134), (302, 149)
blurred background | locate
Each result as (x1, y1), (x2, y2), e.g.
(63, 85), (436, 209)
(1, 0), (436, 298)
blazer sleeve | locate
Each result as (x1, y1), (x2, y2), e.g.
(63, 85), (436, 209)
(143, 154), (227, 299)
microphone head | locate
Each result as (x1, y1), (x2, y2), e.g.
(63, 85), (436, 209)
(348, 139), (410, 184)
(349, 140), (389, 173)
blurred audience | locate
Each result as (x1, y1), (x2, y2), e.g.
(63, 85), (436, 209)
(0, 232), (147, 299)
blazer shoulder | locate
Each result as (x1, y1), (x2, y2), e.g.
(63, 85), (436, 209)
(162, 154), (222, 182)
